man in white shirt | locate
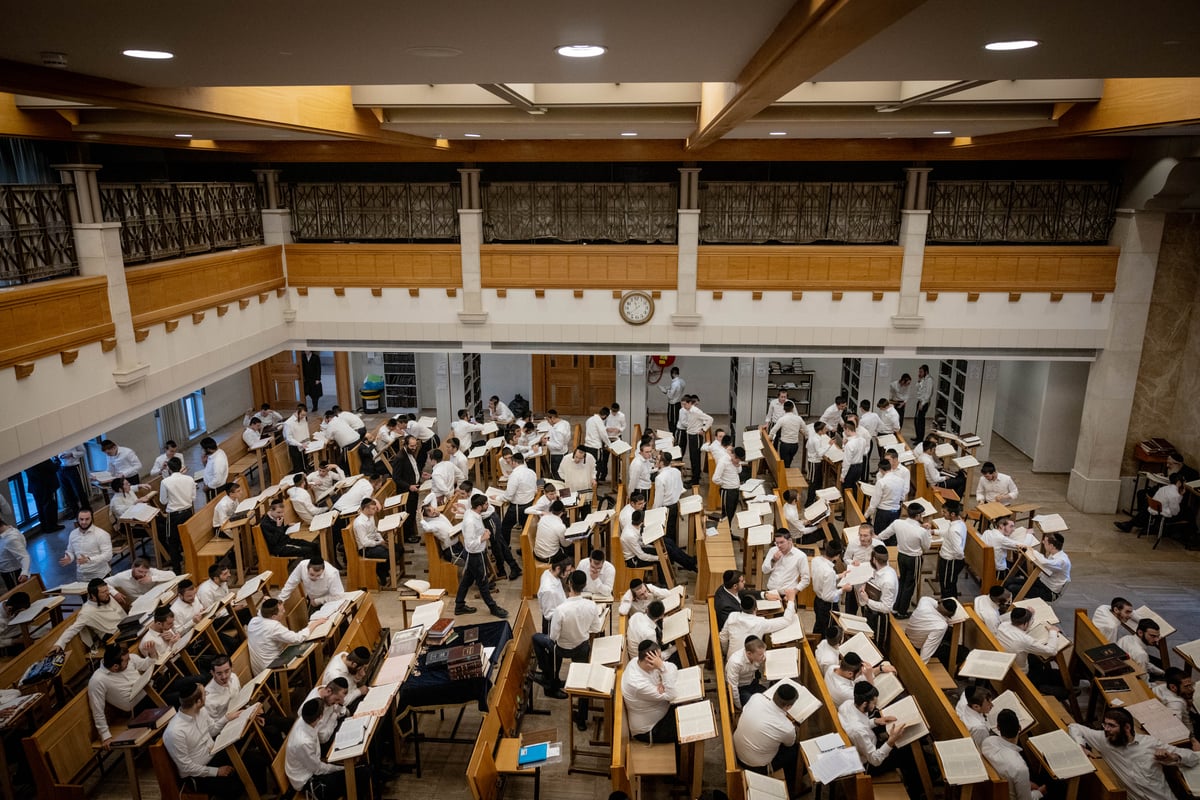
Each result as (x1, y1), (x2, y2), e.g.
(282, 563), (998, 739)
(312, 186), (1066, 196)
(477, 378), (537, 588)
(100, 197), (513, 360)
(500, 451), (538, 555)
(763, 389), (789, 436)
(904, 596), (957, 663)
(681, 396), (714, 488)
(58, 508), (113, 581)
(726, 635), (768, 711)
(1069, 708), (1199, 800)
(768, 401), (806, 468)
(711, 444), (744, 525)
(954, 685), (995, 748)
(102, 438), (143, 482)
(996, 606), (1060, 681)
(974, 586), (1012, 634)
(544, 409), (573, 475)
(488, 395), (515, 427)
(427, 448), (458, 501)
(804, 420), (832, 504)
(982, 709), (1045, 800)
(282, 405), (311, 472)
(811, 537), (845, 635)
(139, 605), (180, 659)
(577, 549), (616, 597)
(323, 411), (361, 460)
(242, 417), (271, 452)
(621, 640), (679, 743)
(913, 365), (933, 441)
(761, 530), (811, 594)
(976, 462), (1019, 505)
(443, 437), (469, 483)
(159, 456), (195, 573)
(582, 407), (611, 484)
(286, 474), (322, 524)
(839, 682), (920, 794)
(866, 460), (906, 534)
(888, 374), (912, 429)
(720, 589), (798, 653)
(661, 367), (685, 442)
(332, 472), (381, 515)
(286, 698), (357, 796)
(52, 579), (125, 652)
(533, 500), (571, 563)
(150, 440), (180, 479)
(352, 498), (392, 586)
(280, 557), (346, 609)
(617, 578), (671, 617)
(210, 480), (243, 534)
(204, 654), (244, 736)
(626, 601), (668, 662)
(164, 683), (248, 796)
(653, 453), (686, 547)
(322, 647), (372, 708)
(200, 437), (229, 495)
(1154, 668), (1198, 731)
(627, 442), (655, 496)
(937, 499), (968, 599)
(89, 644), (155, 746)
(841, 419), (868, 488)
(1116, 473), (1187, 534)
(537, 559), (571, 633)
(880, 503), (931, 618)
(820, 396), (847, 435)
(247, 597), (318, 674)
(558, 447), (598, 512)
(1119, 618), (1165, 678)
(1092, 597), (1135, 642)
(307, 461), (346, 498)
(1005, 531), (1071, 602)
(533, 570), (603, 721)
(780, 487), (821, 545)
(734, 686), (800, 795)
(0, 518), (31, 588)
(857, 546), (898, 651)
(108, 558), (176, 605)
(877, 397), (902, 436)
(454, 494), (509, 619)
(452, 409), (484, 448)
(857, 399), (882, 468)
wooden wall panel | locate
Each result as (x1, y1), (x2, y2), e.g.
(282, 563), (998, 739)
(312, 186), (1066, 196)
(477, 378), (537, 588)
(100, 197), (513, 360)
(480, 245), (677, 289)
(921, 246), (1119, 293)
(0, 276), (115, 368)
(696, 246), (903, 290)
(285, 244), (462, 287)
(126, 245), (285, 328)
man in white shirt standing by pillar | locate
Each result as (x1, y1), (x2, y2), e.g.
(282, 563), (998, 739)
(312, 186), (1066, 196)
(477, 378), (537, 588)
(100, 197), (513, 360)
(661, 366), (685, 447)
(159, 457), (194, 575)
(582, 406), (611, 485)
(913, 365), (933, 442)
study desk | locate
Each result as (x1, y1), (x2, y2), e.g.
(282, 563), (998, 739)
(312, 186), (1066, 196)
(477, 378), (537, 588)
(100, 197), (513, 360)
(396, 620), (513, 718)
(102, 716), (170, 800)
(975, 501), (1012, 526)
(563, 684), (614, 776)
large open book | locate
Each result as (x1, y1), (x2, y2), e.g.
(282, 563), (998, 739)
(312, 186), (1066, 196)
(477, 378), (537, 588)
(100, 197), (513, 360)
(986, 690), (1036, 734)
(675, 699), (717, 744)
(210, 702), (261, 754)
(674, 665), (704, 703)
(879, 695), (929, 749)
(764, 678), (823, 724)
(661, 608), (692, 644)
(838, 632), (883, 666)
(1026, 730), (1095, 779)
(1127, 698), (1191, 744)
(933, 737), (988, 785)
(565, 661), (615, 694)
(590, 635), (623, 666)
(958, 649), (1016, 680)
(763, 647), (800, 681)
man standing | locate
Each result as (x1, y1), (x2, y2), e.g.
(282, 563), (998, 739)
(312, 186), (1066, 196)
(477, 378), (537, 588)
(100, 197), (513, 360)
(199, 438), (229, 497)
(545, 410), (572, 475)
(533, 570), (603, 723)
(59, 509), (113, 581)
(866, 460), (906, 534)
(158, 457), (194, 574)
(913, 365), (933, 441)
(55, 446), (88, 517)
(682, 396), (714, 488)
(583, 407), (611, 484)
(888, 374), (912, 429)
(102, 439), (143, 483)
(661, 366), (685, 445)
(768, 401), (806, 469)
(880, 503), (931, 618)
(455, 494), (509, 619)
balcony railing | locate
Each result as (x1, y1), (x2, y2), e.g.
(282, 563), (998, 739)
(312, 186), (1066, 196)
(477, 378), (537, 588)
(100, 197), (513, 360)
(0, 184), (78, 286)
(284, 182), (460, 242)
(99, 182), (263, 265)
(482, 182), (677, 243)
(926, 179), (1117, 243)
(699, 181), (904, 244)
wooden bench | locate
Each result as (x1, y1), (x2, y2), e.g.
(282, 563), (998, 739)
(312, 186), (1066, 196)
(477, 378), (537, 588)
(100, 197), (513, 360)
(0, 612), (88, 695)
(423, 529), (461, 596)
(963, 522), (999, 594)
(150, 741), (206, 800)
(341, 522), (384, 592)
(843, 488), (867, 529)
(520, 516), (547, 600)
(251, 522), (296, 581)
(219, 432), (259, 487)
(696, 514), (736, 601)
(22, 692), (99, 800)
(178, 475), (246, 579)
(960, 607), (1128, 800)
(709, 597), (745, 799)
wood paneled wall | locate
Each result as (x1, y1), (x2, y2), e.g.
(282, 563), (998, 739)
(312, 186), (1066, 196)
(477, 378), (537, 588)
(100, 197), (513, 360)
(921, 246), (1120, 293)
(285, 244), (462, 287)
(480, 245), (678, 288)
(126, 245), (285, 328)
(0, 276), (115, 368)
(696, 246), (904, 290)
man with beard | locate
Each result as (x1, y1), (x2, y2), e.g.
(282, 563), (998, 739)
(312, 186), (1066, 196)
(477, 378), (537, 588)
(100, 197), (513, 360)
(52, 578), (126, 652)
(59, 508), (113, 581)
(1069, 708), (1199, 800)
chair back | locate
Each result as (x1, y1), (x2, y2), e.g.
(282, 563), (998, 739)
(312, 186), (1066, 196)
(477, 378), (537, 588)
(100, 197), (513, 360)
(150, 742), (206, 800)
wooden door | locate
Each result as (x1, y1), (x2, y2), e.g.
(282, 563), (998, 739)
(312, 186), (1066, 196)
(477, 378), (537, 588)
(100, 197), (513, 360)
(251, 352), (302, 407)
(532, 355), (617, 417)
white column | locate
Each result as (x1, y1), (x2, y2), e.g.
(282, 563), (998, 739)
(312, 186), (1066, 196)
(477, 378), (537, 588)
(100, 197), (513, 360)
(893, 167), (931, 329)
(74, 222), (147, 386)
(1067, 210), (1166, 513)
(672, 209), (702, 326)
(458, 168), (487, 325)
(261, 209), (293, 245)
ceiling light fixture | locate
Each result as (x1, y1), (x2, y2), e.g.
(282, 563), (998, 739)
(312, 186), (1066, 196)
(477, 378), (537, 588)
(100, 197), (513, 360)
(405, 46), (463, 58)
(463, 132), (481, 138)
(122, 48), (174, 60)
(556, 44), (607, 58)
(984, 39), (1039, 51)
(768, 131), (787, 136)
(620, 131), (638, 137)
(932, 130), (953, 135)
(174, 133), (193, 139)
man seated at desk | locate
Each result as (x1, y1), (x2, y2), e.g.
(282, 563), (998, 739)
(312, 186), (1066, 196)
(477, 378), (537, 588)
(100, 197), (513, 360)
(247, 597), (321, 674)
(165, 682), (264, 796)
(1069, 708), (1199, 800)
(139, 605), (180, 658)
(302, 677), (350, 744)
(839, 682), (922, 797)
(307, 462), (346, 500)
(720, 588), (798, 655)
(996, 606), (1061, 686)
(973, 585), (1012, 634)
(617, 578), (671, 617)
(626, 600), (673, 663)
(287, 474), (323, 523)
(976, 461), (1019, 505)
(419, 497), (462, 563)
(261, 498), (320, 561)
(1092, 596), (1136, 643)
(89, 644), (155, 748)
(0, 591), (30, 654)
(955, 685), (994, 748)
(1115, 472), (1188, 535)
(107, 557), (177, 606)
(323, 647), (372, 709)
(197, 563), (252, 624)
(286, 697), (372, 799)
(981, 708), (1045, 800)
(734, 684), (800, 796)
(51, 578), (125, 654)
(622, 639), (679, 744)
(533, 570), (604, 717)
(212, 481), (246, 535)
(280, 557), (345, 611)
(352, 498), (394, 586)
(725, 635), (768, 711)
(1118, 618), (1165, 678)
(534, 500), (572, 563)
(1005, 531), (1071, 602)
(1155, 668), (1200, 735)
(578, 549), (616, 598)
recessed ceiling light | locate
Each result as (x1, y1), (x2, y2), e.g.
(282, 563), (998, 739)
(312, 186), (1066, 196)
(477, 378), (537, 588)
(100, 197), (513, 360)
(768, 131), (787, 136)
(932, 130), (953, 135)
(405, 46), (463, 58)
(174, 133), (193, 139)
(556, 44), (607, 58)
(620, 131), (638, 137)
(463, 132), (481, 138)
(122, 49), (174, 60)
(984, 39), (1039, 51)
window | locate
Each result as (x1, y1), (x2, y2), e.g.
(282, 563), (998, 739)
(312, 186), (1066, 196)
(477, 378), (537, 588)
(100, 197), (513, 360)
(6, 475), (36, 527)
(182, 391), (206, 437)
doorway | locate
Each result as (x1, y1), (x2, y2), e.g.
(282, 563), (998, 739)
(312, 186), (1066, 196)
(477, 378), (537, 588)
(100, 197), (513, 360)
(532, 355), (616, 416)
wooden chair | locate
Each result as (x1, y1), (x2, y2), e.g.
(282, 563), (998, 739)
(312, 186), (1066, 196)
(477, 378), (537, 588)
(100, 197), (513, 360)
(252, 523), (295, 580)
(341, 525), (384, 592)
(23, 692), (100, 800)
(150, 742), (207, 800)
(423, 531), (460, 595)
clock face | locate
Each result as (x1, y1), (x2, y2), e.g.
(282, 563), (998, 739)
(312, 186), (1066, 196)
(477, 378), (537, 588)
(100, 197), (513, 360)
(620, 291), (654, 325)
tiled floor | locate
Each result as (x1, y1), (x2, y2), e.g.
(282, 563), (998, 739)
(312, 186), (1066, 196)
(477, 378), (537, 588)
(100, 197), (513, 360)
(21, 412), (1200, 799)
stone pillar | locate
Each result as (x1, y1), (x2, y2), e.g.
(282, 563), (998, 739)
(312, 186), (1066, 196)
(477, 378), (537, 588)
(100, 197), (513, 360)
(457, 168), (487, 325)
(54, 163), (147, 386)
(1067, 209), (1166, 513)
(672, 168), (702, 327)
(893, 167), (931, 329)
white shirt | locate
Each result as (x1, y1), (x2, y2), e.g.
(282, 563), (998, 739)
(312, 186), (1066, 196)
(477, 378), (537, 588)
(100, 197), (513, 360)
(64, 525), (113, 580)
(664, 376), (686, 404)
(1152, 683), (1190, 724)
(807, 432), (832, 464)
(196, 577), (230, 611)
(879, 406), (901, 434)
(1118, 633), (1164, 677)
(824, 666), (866, 708)
(323, 652), (365, 705)
(558, 453), (596, 493)
(163, 710), (221, 779)
(888, 380), (911, 407)
(1035, 549), (1071, 594)
(430, 460), (458, 498)
(461, 509), (488, 554)
(620, 522), (656, 563)
(550, 595), (603, 651)
(584, 414), (609, 449)
(783, 502), (818, 540)
(107, 567), (176, 599)
(547, 420), (572, 455)
(353, 514), (383, 549)
(107, 446), (143, 478)
(814, 640), (841, 674)
(204, 672), (242, 734)
(151, 452), (175, 478)
(712, 455), (742, 490)
(617, 583), (669, 616)
(863, 566), (898, 615)
(880, 517), (931, 557)
(841, 435), (869, 479)
(761, 546), (811, 593)
(866, 472), (906, 516)
(54, 597), (125, 649)
(845, 536), (885, 568)
(820, 403), (843, 431)
(279, 560), (345, 605)
(626, 612), (661, 659)
(608, 411), (627, 439)
(684, 405), (714, 435)
(503, 465), (538, 505)
(0, 528), (30, 577)
(980, 735), (1042, 800)
(955, 692), (992, 748)
(769, 413), (805, 445)
(839, 698), (893, 767)
(724, 644), (762, 710)
(333, 477), (374, 514)
(811, 555), (841, 604)
(247, 615), (308, 674)
(307, 467), (345, 496)
(858, 411), (881, 439)
(138, 626), (173, 659)
(915, 376), (933, 406)
(720, 603), (796, 652)
(1150, 485), (1184, 518)
(764, 398), (787, 428)
(109, 489), (141, 523)
(653, 467), (684, 507)
(1091, 604), (1129, 643)
(325, 417), (360, 449)
(905, 596), (948, 662)
(1068, 724), (1198, 800)
(203, 449), (230, 489)
(977, 472), (1019, 504)
(995, 621), (1059, 673)
(420, 514), (458, 551)
(973, 594), (1008, 634)
(160, 472), (197, 513)
(576, 559), (616, 597)
(538, 570), (567, 623)
(940, 519), (967, 562)
(489, 402), (515, 425)
(283, 414), (310, 448)
(621, 660), (678, 735)
(285, 719), (342, 790)
(88, 655), (153, 739)
(242, 428), (270, 450)
(628, 454), (653, 491)
(287, 486), (322, 523)
(733, 693), (797, 767)
(534, 514), (568, 561)
(171, 594), (206, 632)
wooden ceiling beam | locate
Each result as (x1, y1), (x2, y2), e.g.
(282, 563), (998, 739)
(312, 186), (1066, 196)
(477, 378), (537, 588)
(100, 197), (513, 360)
(685, 0), (931, 151)
(0, 59), (450, 150)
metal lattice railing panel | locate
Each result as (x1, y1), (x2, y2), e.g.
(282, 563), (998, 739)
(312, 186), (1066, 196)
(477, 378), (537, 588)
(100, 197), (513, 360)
(482, 182), (676, 243)
(0, 184), (78, 285)
(927, 179), (1118, 243)
(699, 181), (902, 244)
(286, 183), (460, 242)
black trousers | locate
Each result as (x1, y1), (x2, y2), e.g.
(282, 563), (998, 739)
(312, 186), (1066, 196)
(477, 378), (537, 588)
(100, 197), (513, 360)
(813, 597), (838, 638)
(288, 445), (305, 474)
(895, 553), (920, 614)
(667, 401), (681, 437)
(500, 501), (530, 548)
(805, 459), (823, 505)
(307, 762), (374, 800)
(720, 487), (740, 526)
(843, 463), (864, 493)
(914, 402), (929, 441)
(455, 550), (497, 610)
(633, 711), (678, 744)
(583, 446), (607, 482)
(741, 742), (799, 796)
(488, 512), (519, 573)
(687, 433), (703, 486)
(938, 556), (964, 598)
(161, 509), (191, 572)
(57, 466), (87, 513)
(778, 441), (799, 468)
(873, 507), (900, 535)
(865, 607), (892, 652)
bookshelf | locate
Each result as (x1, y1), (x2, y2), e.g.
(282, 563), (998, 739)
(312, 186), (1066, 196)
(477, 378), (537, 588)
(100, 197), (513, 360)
(729, 356), (740, 426)
(768, 359), (814, 416)
(382, 352), (417, 410)
(462, 353), (483, 420)
(936, 359), (969, 433)
(840, 358), (862, 407)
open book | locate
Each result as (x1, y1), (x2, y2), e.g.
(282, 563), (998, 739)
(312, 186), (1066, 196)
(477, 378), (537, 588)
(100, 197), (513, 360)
(873, 672), (905, 707)
(661, 608), (692, 644)
(1133, 606), (1176, 638)
(1176, 638), (1200, 665)
(410, 600), (444, 632)
(1032, 513), (1068, 533)
(986, 690), (1036, 734)
(934, 443), (956, 458)
(354, 681), (400, 718)
(309, 510), (337, 532)
(831, 612), (874, 636)
(838, 632), (883, 666)
(378, 512), (408, 533)
(933, 737), (988, 785)
(837, 563), (875, 590)
(953, 455), (980, 470)
(8, 596), (64, 627)
(764, 678), (823, 724)
(803, 499), (830, 524)
(121, 502), (160, 523)
(1014, 597), (1059, 627)
(329, 716), (371, 759)
(210, 703), (261, 754)
(235, 571), (271, 602)
(229, 670), (271, 714)
(763, 647), (800, 681)
(1026, 730), (1095, 779)
(675, 699), (717, 744)
(608, 439), (632, 456)
(1127, 698), (1191, 744)
(590, 635), (623, 666)
(565, 661), (616, 694)
(674, 665), (705, 703)
(641, 521), (666, 546)
(769, 615), (804, 646)
(880, 695), (929, 749)
(823, 446), (843, 464)
(746, 525), (775, 547)
(744, 769), (788, 800)
(958, 649), (1016, 680)
(679, 495), (704, 516)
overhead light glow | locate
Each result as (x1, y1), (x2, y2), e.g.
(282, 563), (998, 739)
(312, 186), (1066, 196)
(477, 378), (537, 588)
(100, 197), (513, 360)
(620, 131), (638, 137)
(932, 130), (953, 135)
(556, 44), (607, 58)
(768, 131), (787, 136)
(174, 133), (193, 139)
(984, 39), (1039, 51)
(122, 49), (174, 60)
(463, 132), (481, 138)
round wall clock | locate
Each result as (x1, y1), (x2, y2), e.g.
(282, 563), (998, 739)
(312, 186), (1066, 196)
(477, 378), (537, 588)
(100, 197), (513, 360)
(619, 290), (654, 325)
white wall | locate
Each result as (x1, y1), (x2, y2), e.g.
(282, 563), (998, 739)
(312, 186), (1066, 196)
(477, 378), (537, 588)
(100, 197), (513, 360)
(992, 360), (1088, 472)
(203, 371), (254, 431)
(642, 355), (731, 420)
(480, 354), (532, 409)
(994, 361), (1048, 458)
